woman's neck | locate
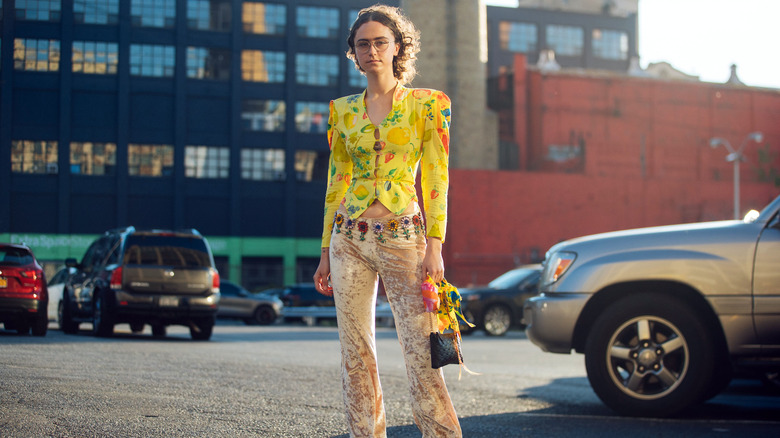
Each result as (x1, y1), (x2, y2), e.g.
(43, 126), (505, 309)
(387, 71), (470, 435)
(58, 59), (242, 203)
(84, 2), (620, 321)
(365, 74), (398, 100)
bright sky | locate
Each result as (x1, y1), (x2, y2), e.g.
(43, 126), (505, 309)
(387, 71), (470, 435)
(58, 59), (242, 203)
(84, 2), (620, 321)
(484, 0), (780, 89)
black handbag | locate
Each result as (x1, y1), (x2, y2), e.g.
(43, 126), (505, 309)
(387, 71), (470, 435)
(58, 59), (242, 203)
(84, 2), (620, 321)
(430, 331), (463, 369)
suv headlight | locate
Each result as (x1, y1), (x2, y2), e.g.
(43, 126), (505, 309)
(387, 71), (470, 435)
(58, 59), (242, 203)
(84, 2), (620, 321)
(542, 251), (576, 285)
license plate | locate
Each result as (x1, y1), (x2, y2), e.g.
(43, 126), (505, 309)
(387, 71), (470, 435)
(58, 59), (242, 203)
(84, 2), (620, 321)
(0, 277), (6, 288)
(159, 296), (179, 307)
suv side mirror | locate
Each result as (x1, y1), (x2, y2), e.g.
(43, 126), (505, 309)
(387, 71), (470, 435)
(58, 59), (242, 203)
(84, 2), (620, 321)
(65, 258), (79, 269)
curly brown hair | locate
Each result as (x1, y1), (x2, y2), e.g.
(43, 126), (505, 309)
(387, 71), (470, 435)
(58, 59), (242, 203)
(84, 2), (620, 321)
(346, 4), (421, 85)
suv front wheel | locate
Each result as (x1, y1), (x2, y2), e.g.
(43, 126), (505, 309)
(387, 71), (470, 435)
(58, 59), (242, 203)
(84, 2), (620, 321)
(584, 293), (714, 417)
(92, 291), (115, 337)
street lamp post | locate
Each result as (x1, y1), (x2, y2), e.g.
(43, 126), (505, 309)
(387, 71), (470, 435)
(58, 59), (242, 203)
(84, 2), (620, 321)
(709, 132), (764, 220)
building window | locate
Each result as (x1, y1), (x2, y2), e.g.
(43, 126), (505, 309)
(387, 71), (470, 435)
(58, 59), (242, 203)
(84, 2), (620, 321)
(592, 29), (628, 60)
(187, 0), (231, 32)
(546, 25), (583, 56)
(185, 146), (229, 179)
(296, 6), (338, 39)
(186, 47), (230, 80)
(499, 21), (537, 53)
(11, 140), (58, 174)
(241, 50), (285, 83)
(294, 150), (328, 182)
(130, 0), (175, 28)
(241, 100), (285, 132)
(295, 102), (329, 133)
(70, 142), (116, 175)
(130, 44), (175, 77)
(13, 39), (60, 72)
(296, 54), (338, 86)
(348, 62), (365, 88)
(14, 0), (61, 21)
(241, 148), (285, 181)
(72, 41), (118, 74)
(128, 144), (174, 177)
(74, 0), (119, 25)
(242, 2), (286, 35)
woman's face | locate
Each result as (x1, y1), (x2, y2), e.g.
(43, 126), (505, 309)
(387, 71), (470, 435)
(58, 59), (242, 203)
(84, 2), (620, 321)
(354, 20), (400, 77)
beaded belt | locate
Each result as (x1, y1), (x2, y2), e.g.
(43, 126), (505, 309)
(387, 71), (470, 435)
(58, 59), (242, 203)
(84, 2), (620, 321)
(333, 210), (425, 243)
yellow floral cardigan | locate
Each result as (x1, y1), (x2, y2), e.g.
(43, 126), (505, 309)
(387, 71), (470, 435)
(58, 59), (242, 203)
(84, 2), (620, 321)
(321, 85), (451, 248)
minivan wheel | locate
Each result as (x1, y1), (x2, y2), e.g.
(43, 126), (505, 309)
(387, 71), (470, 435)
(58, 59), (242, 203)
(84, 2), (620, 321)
(584, 294), (713, 417)
(483, 304), (511, 336)
(59, 298), (79, 334)
(92, 292), (115, 337)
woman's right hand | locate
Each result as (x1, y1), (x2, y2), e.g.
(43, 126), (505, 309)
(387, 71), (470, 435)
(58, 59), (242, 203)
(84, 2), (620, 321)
(313, 249), (332, 296)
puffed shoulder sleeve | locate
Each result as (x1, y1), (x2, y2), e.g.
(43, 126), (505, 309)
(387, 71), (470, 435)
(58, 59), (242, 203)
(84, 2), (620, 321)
(321, 99), (352, 248)
(420, 91), (451, 242)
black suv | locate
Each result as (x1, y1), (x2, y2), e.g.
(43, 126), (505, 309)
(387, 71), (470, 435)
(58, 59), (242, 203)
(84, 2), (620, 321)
(61, 227), (220, 340)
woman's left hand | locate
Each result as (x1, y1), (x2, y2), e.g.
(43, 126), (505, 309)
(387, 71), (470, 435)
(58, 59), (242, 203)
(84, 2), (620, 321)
(423, 237), (444, 283)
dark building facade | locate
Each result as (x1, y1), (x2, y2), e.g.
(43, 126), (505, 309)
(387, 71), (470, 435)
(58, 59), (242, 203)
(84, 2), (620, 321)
(1, 0), (397, 289)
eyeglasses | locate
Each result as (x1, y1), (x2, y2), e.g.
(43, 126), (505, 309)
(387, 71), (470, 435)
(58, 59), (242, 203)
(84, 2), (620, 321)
(355, 39), (395, 54)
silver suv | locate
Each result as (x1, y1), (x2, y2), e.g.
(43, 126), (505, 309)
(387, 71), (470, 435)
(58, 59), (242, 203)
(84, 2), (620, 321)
(61, 227), (221, 340)
(524, 195), (780, 417)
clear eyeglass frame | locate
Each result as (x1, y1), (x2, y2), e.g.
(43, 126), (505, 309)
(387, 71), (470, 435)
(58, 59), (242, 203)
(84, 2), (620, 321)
(355, 39), (395, 53)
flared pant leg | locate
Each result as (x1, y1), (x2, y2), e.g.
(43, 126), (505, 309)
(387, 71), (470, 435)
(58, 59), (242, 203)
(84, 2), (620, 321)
(330, 214), (462, 438)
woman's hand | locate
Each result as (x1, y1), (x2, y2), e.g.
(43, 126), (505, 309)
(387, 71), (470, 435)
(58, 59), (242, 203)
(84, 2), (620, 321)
(313, 248), (332, 296)
(422, 237), (444, 283)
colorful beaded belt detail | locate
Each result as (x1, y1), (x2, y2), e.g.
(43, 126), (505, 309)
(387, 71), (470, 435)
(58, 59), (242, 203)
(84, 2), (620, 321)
(333, 211), (425, 243)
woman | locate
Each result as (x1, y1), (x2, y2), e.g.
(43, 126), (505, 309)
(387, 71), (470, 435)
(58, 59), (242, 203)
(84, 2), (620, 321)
(312, 4), (461, 438)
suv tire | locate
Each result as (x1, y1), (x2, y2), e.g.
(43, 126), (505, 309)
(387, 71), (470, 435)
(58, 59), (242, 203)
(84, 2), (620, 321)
(584, 293), (714, 417)
(31, 309), (48, 336)
(92, 291), (115, 337)
(190, 316), (214, 340)
(483, 304), (511, 336)
(152, 324), (167, 337)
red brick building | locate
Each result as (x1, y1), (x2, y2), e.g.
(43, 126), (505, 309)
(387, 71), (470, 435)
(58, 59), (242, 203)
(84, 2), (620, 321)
(443, 55), (780, 286)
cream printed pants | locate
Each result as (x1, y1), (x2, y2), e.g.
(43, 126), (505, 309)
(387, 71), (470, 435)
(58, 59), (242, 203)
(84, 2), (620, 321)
(329, 208), (462, 438)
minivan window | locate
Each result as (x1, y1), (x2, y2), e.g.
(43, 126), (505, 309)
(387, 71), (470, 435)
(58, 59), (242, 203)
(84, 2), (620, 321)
(122, 235), (210, 268)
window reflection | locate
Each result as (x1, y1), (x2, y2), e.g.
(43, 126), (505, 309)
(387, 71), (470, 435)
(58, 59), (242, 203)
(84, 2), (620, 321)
(592, 29), (628, 60)
(128, 144), (174, 177)
(70, 142), (117, 175)
(185, 146), (229, 178)
(130, 0), (176, 28)
(11, 140), (59, 174)
(499, 21), (537, 53)
(294, 150), (328, 182)
(242, 2), (286, 35)
(187, 0), (231, 32)
(187, 47), (231, 79)
(130, 44), (175, 77)
(15, 0), (61, 21)
(348, 61), (365, 88)
(240, 148), (285, 181)
(546, 25), (583, 56)
(295, 102), (328, 133)
(14, 38), (61, 72)
(296, 6), (338, 39)
(241, 100), (286, 132)
(296, 54), (338, 86)
(241, 50), (285, 82)
(73, 41), (118, 74)
(74, 0), (119, 25)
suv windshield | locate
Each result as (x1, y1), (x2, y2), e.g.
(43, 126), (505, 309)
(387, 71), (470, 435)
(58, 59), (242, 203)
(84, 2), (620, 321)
(122, 235), (211, 268)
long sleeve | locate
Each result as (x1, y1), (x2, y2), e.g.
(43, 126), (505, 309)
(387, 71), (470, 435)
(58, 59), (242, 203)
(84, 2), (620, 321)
(322, 100), (353, 248)
(419, 91), (451, 242)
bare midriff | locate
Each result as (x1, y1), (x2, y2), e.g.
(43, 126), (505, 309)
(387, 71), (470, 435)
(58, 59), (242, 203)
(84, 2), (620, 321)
(360, 199), (418, 218)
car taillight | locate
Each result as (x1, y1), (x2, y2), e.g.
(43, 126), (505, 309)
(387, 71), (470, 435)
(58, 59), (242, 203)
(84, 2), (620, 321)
(18, 269), (45, 295)
(211, 268), (220, 293)
(110, 267), (123, 289)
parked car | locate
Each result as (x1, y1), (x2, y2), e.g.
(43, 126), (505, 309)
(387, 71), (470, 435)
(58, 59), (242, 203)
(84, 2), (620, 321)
(459, 264), (542, 336)
(0, 243), (48, 336)
(61, 227), (221, 340)
(280, 284), (394, 326)
(524, 194), (780, 417)
(47, 266), (76, 326)
(217, 279), (283, 325)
